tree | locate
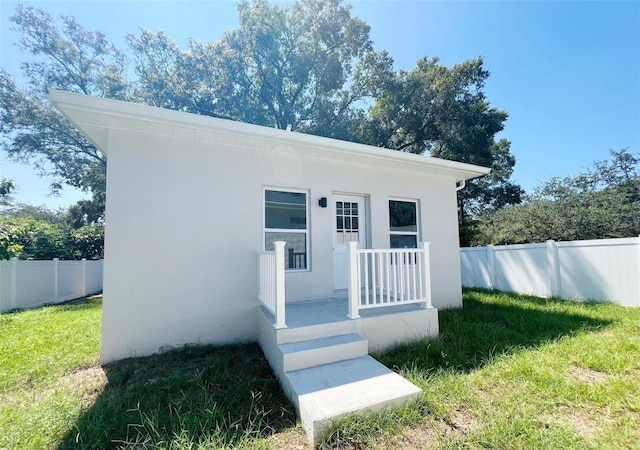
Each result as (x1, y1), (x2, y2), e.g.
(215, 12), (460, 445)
(67, 226), (104, 259)
(127, 0), (391, 138)
(3, 202), (66, 225)
(3, 1), (519, 243)
(0, 4), (128, 222)
(0, 178), (15, 208)
(476, 148), (639, 245)
(360, 57), (522, 245)
(0, 216), (66, 259)
(0, 214), (104, 260)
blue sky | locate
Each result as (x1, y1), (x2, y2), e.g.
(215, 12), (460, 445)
(1, 0), (639, 209)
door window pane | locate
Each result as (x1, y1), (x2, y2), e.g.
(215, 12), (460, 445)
(336, 199), (362, 244)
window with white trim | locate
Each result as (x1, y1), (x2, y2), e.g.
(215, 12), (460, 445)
(389, 199), (419, 248)
(264, 189), (308, 270)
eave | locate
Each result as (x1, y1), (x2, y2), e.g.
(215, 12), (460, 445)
(48, 89), (491, 183)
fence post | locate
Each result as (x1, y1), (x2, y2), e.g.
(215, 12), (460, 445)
(0, 261), (4, 313)
(486, 245), (496, 290)
(420, 242), (432, 308)
(347, 241), (361, 319)
(546, 240), (562, 298)
(53, 258), (59, 302)
(9, 257), (18, 310)
(81, 258), (87, 297)
(273, 241), (287, 329)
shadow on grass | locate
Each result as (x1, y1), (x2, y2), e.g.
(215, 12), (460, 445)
(59, 343), (297, 449)
(376, 288), (614, 375)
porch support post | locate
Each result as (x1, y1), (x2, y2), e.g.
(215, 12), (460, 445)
(347, 241), (361, 319)
(420, 242), (432, 308)
(273, 241), (287, 329)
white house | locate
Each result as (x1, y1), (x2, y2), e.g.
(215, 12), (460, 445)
(49, 89), (490, 442)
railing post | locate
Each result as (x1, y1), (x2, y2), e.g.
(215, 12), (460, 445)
(273, 241), (287, 329)
(347, 241), (361, 319)
(420, 242), (432, 308)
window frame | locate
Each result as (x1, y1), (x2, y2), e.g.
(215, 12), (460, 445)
(263, 187), (310, 272)
(388, 198), (420, 249)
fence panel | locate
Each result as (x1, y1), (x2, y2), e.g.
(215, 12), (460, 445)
(0, 260), (14, 311)
(57, 261), (85, 301)
(0, 259), (104, 312)
(85, 260), (104, 294)
(557, 238), (638, 305)
(460, 237), (640, 307)
(493, 243), (550, 297)
(15, 260), (56, 310)
(460, 247), (490, 288)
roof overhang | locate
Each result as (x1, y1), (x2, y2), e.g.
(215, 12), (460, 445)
(48, 89), (491, 183)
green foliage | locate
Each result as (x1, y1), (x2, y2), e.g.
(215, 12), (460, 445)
(0, 216), (103, 259)
(0, 219), (24, 259)
(0, 178), (14, 197)
(0, 217), (66, 259)
(361, 58), (522, 245)
(127, 0), (389, 136)
(0, 4), (121, 221)
(476, 148), (640, 245)
(66, 226), (104, 260)
(364, 57), (505, 160)
(4, 203), (67, 227)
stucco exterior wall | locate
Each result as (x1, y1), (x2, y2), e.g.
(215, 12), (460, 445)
(101, 129), (464, 363)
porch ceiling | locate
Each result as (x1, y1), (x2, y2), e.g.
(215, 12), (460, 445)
(48, 89), (491, 183)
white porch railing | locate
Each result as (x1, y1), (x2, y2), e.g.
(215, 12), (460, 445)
(258, 241), (287, 328)
(347, 241), (432, 319)
(258, 240), (432, 326)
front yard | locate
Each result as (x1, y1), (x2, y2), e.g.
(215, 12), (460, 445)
(1, 290), (639, 449)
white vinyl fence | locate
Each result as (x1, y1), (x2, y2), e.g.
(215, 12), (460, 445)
(0, 258), (104, 313)
(461, 237), (640, 307)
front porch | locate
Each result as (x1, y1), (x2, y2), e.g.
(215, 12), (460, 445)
(256, 242), (439, 444)
(257, 296), (438, 444)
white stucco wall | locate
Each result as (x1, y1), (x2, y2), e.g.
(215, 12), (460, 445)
(101, 129), (464, 363)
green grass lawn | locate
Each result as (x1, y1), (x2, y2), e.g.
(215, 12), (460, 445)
(1, 290), (639, 449)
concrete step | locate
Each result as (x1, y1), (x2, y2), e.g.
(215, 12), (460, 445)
(283, 356), (423, 444)
(280, 333), (368, 372)
(276, 318), (357, 344)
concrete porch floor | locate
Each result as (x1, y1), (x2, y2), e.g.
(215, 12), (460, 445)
(284, 296), (428, 328)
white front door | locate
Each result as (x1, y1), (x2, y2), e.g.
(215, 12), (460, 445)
(333, 194), (367, 290)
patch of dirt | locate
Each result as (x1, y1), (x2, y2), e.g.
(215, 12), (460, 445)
(447, 406), (481, 435)
(38, 365), (107, 406)
(263, 427), (309, 449)
(544, 405), (599, 442)
(375, 421), (441, 449)
(568, 365), (609, 384)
